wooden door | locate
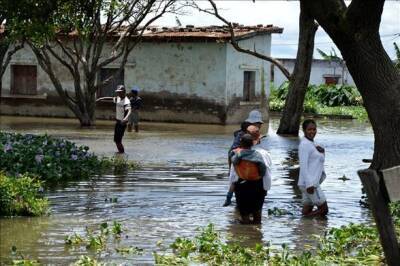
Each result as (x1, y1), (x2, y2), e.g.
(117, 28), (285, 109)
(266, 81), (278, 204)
(11, 65), (37, 95)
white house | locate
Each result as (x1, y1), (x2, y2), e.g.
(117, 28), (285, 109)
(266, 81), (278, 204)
(0, 25), (283, 124)
(271, 58), (356, 87)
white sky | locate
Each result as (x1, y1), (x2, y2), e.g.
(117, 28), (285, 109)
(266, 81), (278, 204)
(155, 1), (400, 59)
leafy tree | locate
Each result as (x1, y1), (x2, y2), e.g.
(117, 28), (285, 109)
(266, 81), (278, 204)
(7, 0), (177, 126)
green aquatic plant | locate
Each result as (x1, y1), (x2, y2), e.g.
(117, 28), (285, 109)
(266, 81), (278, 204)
(73, 256), (102, 266)
(154, 223), (387, 265)
(11, 246), (40, 266)
(115, 246), (143, 255)
(0, 132), (105, 182)
(0, 172), (49, 216)
(267, 207), (293, 216)
(112, 221), (123, 236)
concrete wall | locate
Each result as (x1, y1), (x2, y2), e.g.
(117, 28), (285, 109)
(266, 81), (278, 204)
(1, 35), (273, 124)
(272, 59), (356, 87)
(225, 35), (271, 123)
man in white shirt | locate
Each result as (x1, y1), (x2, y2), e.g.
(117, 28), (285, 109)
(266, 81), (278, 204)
(96, 85), (131, 153)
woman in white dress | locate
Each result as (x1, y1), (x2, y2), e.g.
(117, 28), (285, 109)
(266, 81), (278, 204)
(298, 119), (328, 216)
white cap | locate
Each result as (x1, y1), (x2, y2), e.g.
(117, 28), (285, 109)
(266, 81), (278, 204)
(245, 110), (264, 124)
(115, 85), (125, 92)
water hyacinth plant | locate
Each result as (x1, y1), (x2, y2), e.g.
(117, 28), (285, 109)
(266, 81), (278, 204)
(154, 223), (388, 265)
(0, 172), (49, 216)
(0, 132), (109, 182)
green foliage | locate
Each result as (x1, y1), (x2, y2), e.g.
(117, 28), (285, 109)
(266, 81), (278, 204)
(73, 256), (101, 266)
(317, 47), (343, 63)
(154, 223), (386, 265)
(317, 106), (368, 121)
(0, 172), (49, 216)
(269, 82), (366, 119)
(0, 132), (105, 182)
(308, 84), (362, 107)
(65, 221), (129, 253)
(0, 132), (136, 183)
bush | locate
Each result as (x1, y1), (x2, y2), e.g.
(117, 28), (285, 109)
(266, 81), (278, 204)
(0, 172), (49, 216)
(0, 132), (107, 183)
(308, 84), (362, 107)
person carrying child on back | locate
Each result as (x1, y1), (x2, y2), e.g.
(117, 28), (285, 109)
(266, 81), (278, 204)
(223, 110), (264, 207)
(228, 133), (271, 224)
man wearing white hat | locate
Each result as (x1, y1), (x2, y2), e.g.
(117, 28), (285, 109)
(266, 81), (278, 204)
(96, 85), (131, 153)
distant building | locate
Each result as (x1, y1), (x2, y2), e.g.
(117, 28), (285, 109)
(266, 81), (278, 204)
(271, 58), (355, 87)
(0, 25), (283, 124)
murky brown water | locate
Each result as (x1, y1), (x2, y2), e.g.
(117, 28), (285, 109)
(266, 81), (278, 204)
(0, 115), (374, 265)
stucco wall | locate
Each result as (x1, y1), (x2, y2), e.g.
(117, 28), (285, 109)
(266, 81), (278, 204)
(125, 42), (227, 104)
(225, 35), (271, 101)
(272, 59), (356, 87)
(225, 35), (271, 123)
(1, 35), (273, 124)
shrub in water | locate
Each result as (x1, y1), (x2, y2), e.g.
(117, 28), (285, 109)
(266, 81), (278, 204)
(0, 172), (49, 216)
(0, 132), (106, 182)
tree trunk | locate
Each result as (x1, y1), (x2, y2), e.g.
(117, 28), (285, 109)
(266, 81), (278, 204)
(341, 36), (400, 170)
(277, 2), (318, 136)
(302, 0), (400, 170)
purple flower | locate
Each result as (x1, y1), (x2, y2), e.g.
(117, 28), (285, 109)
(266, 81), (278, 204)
(3, 143), (13, 152)
(71, 154), (78, 160)
(35, 154), (44, 163)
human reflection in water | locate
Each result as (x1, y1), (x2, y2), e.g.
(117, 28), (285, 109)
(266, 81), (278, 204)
(226, 209), (264, 248)
(291, 216), (328, 252)
(281, 148), (302, 199)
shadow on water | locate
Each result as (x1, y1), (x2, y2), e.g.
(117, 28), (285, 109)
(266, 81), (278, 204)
(0, 115), (374, 264)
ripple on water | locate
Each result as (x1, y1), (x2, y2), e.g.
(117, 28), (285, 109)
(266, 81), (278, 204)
(0, 116), (374, 264)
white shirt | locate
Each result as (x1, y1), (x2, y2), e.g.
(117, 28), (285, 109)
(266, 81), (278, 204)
(229, 145), (272, 191)
(113, 96), (131, 121)
(298, 137), (325, 189)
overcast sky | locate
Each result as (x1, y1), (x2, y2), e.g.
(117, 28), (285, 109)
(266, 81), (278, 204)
(156, 1), (400, 59)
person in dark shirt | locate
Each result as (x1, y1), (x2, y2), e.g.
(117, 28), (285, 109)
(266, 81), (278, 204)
(128, 87), (143, 132)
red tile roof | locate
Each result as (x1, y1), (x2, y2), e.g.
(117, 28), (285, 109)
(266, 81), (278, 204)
(0, 24), (283, 42)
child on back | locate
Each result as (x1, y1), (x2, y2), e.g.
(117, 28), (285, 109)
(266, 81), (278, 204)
(223, 121), (251, 206)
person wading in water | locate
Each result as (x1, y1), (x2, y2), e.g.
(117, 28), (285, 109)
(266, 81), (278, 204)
(228, 133), (271, 224)
(298, 119), (328, 216)
(96, 85), (131, 154)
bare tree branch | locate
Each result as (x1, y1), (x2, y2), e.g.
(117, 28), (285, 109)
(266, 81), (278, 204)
(199, 0), (291, 79)
(0, 41), (24, 78)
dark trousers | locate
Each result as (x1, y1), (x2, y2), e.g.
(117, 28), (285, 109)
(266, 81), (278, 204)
(114, 120), (127, 153)
(235, 178), (266, 216)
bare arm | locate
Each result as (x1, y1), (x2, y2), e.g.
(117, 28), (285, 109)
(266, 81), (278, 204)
(122, 108), (131, 122)
(96, 97), (114, 102)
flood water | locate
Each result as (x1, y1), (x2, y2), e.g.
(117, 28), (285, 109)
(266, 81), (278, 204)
(0, 115), (374, 265)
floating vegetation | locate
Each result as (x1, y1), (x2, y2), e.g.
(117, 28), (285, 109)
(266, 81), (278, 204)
(267, 207), (294, 216)
(154, 223), (387, 265)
